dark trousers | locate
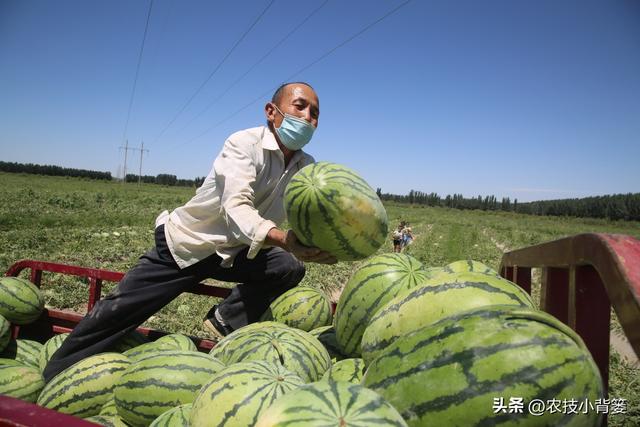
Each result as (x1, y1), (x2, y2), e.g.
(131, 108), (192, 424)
(43, 225), (305, 382)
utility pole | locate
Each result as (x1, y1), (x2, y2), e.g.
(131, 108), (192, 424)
(119, 140), (136, 182)
(137, 141), (150, 184)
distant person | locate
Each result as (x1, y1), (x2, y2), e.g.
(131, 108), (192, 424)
(401, 223), (414, 250)
(43, 82), (336, 383)
(392, 221), (405, 253)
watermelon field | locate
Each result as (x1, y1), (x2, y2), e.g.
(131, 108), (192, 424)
(1, 171), (639, 425)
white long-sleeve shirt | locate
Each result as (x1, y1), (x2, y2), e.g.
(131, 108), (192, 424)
(155, 126), (314, 269)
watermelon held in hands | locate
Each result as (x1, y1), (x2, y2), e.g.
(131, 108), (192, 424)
(284, 162), (388, 261)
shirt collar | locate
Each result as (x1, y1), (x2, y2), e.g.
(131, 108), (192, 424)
(262, 126), (308, 164)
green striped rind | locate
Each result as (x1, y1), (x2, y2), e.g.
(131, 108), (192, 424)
(362, 306), (604, 427)
(0, 314), (9, 353)
(99, 395), (118, 416)
(155, 334), (197, 351)
(0, 277), (45, 325)
(440, 259), (499, 276)
(150, 403), (192, 427)
(83, 415), (129, 427)
(190, 360), (304, 427)
(308, 326), (346, 361)
(0, 358), (25, 367)
(284, 162), (389, 261)
(109, 330), (150, 353)
(321, 358), (365, 384)
(361, 271), (536, 364)
(0, 364), (44, 402)
(209, 321), (331, 383)
(37, 352), (130, 418)
(122, 341), (184, 363)
(255, 380), (408, 427)
(261, 286), (332, 331)
(38, 333), (69, 371)
(334, 253), (428, 357)
(114, 350), (226, 427)
(1, 338), (43, 369)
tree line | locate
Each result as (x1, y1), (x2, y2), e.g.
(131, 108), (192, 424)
(0, 161), (112, 180)
(0, 161), (206, 187)
(376, 188), (640, 222)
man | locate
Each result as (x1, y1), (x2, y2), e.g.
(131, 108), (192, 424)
(43, 82), (335, 382)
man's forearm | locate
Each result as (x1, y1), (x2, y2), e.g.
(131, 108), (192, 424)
(265, 227), (289, 250)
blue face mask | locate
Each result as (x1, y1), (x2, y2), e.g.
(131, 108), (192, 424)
(273, 105), (315, 151)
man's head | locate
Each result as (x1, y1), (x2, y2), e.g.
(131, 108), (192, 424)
(265, 82), (319, 151)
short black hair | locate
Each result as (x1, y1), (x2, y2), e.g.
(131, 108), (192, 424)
(271, 82), (315, 105)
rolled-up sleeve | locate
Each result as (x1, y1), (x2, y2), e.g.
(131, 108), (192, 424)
(214, 138), (276, 259)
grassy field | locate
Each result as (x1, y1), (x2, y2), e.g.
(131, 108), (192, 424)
(1, 172), (638, 425)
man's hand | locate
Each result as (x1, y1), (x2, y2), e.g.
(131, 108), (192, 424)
(284, 230), (337, 264)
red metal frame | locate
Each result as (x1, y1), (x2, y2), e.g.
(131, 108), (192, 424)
(4, 259), (232, 351)
(499, 233), (640, 393)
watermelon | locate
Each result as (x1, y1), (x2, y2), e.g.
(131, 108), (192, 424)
(0, 276), (45, 324)
(37, 352), (130, 418)
(99, 394), (118, 416)
(308, 325), (345, 361)
(334, 253), (428, 357)
(83, 415), (129, 427)
(190, 361), (304, 427)
(362, 306), (604, 426)
(114, 350), (225, 426)
(255, 380), (408, 427)
(154, 333), (197, 351)
(109, 330), (150, 353)
(0, 364), (44, 402)
(209, 321), (331, 383)
(261, 286), (332, 331)
(284, 162), (388, 260)
(361, 271), (535, 364)
(1, 338), (43, 369)
(0, 314), (9, 353)
(122, 340), (185, 363)
(441, 259), (499, 275)
(150, 403), (192, 427)
(38, 333), (70, 371)
(321, 358), (365, 384)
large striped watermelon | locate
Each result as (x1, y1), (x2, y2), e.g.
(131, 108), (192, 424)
(261, 286), (332, 331)
(109, 330), (150, 353)
(1, 338), (43, 369)
(284, 162), (388, 260)
(0, 277), (45, 324)
(122, 340), (185, 363)
(83, 415), (128, 427)
(255, 380), (408, 427)
(190, 361), (304, 427)
(38, 333), (70, 371)
(334, 253), (428, 357)
(209, 321), (331, 383)
(114, 350), (225, 427)
(37, 352), (130, 418)
(321, 358), (365, 384)
(360, 271), (535, 364)
(362, 306), (604, 426)
(0, 314), (9, 353)
(0, 364), (44, 402)
(150, 403), (192, 427)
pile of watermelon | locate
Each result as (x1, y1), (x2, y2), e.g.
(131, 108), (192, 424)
(0, 163), (605, 426)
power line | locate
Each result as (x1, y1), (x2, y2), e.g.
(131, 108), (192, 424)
(121, 0), (154, 146)
(150, 0), (275, 145)
(172, 0), (413, 150)
(170, 0), (330, 139)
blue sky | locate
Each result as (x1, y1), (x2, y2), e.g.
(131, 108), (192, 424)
(1, 0), (639, 202)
